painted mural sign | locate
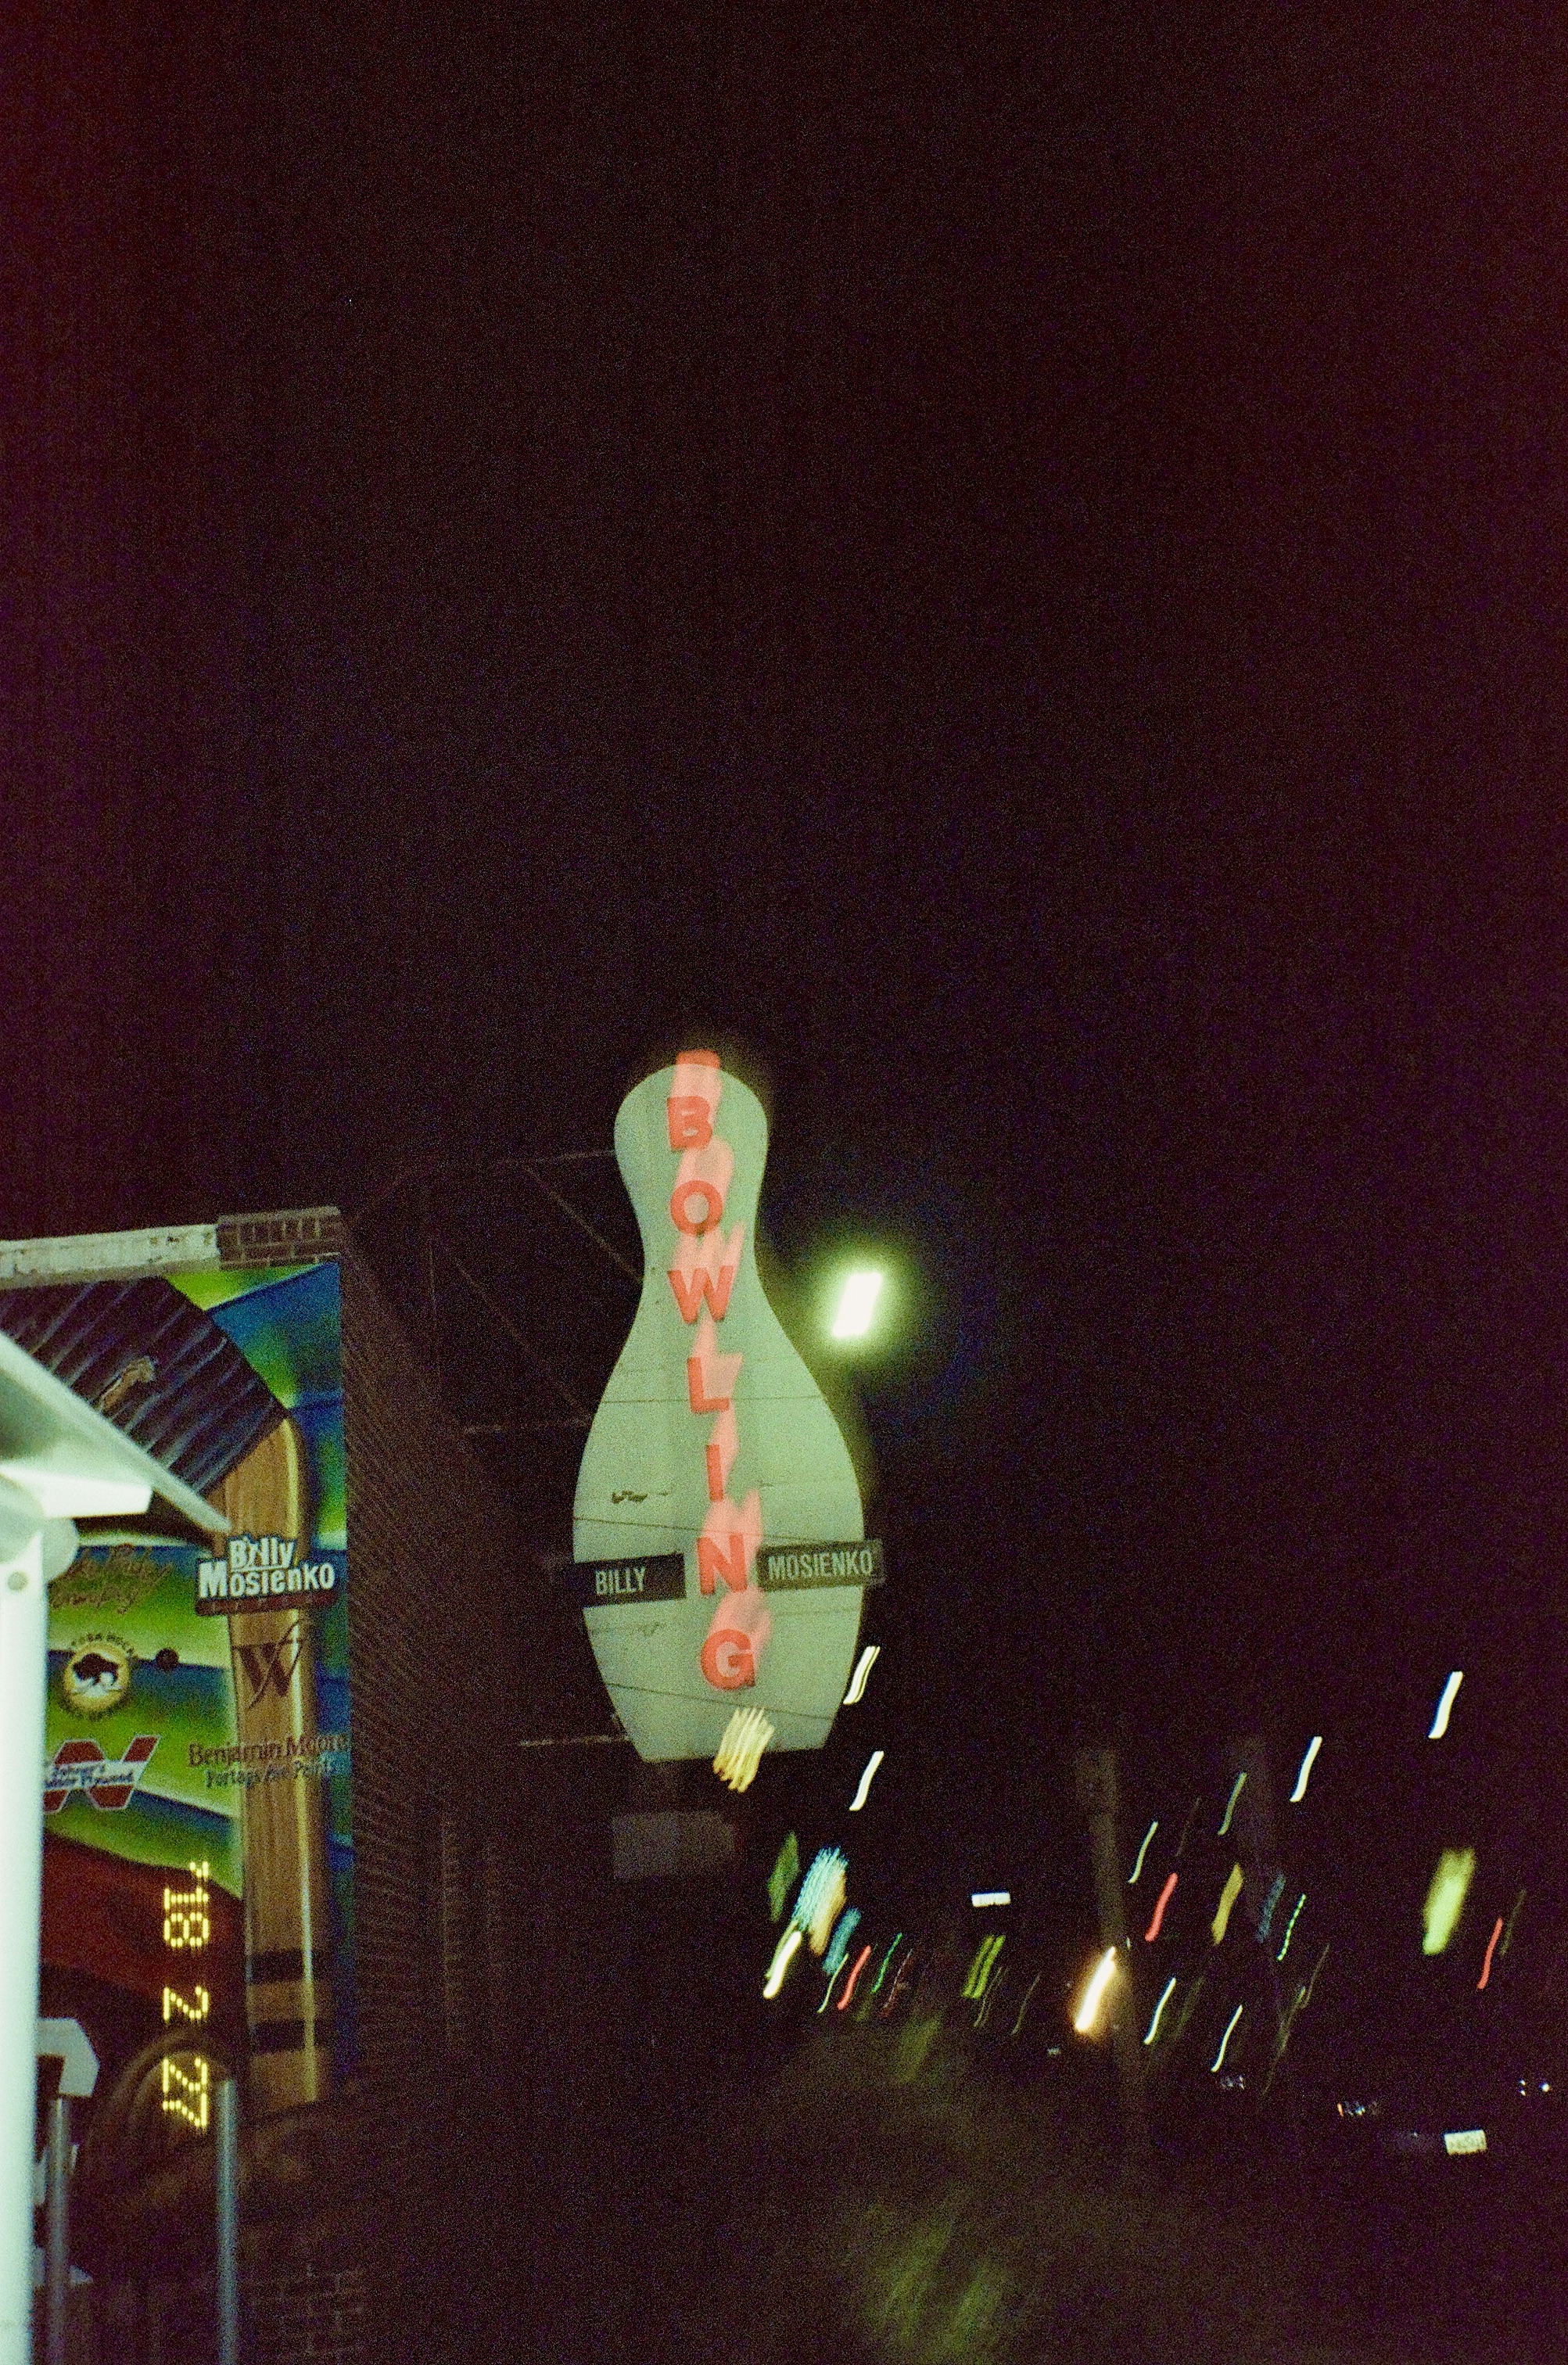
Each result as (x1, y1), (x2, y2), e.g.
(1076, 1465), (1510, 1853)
(573, 1050), (876, 1761)
(0, 1258), (353, 2198)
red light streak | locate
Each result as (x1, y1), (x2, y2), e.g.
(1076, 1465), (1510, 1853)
(1477, 1915), (1504, 1991)
(837, 1943), (873, 2008)
(1145, 1871), (1178, 1942)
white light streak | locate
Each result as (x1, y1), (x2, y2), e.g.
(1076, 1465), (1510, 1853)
(842, 1645), (881, 1706)
(831, 1270), (884, 1339)
(1428, 1671), (1464, 1740)
(971, 1890), (1011, 1907)
(1210, 2003), (1244, 2074)
(1128, 1821), (1158, 1883)
(1289, 1735), (1323, 1803)
(848, 1750), (885, 1811)
(1072, 1947), (1118, 2035)
(1143, 1976), (1177, 2046)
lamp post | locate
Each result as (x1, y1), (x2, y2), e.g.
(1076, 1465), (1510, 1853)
(0, 1328), (226, 2365)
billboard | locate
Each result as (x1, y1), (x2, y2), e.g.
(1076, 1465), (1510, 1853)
(573, 1051), (875, 1761)
(0, 1254), (352, 2209)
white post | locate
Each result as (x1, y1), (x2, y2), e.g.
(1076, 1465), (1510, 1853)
(0, 1325), (229, 2365)
(0, 1527), (46, 2365)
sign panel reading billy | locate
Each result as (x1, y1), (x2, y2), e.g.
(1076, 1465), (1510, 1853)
(0, 1254), (351, 2252)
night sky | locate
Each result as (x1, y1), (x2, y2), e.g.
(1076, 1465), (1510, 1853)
(9, 8), (1568, 1876)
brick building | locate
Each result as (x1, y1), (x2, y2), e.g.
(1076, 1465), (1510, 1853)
(5, 1206), (596, 2365)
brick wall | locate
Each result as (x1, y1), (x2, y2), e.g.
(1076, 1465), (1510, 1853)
(248, 2263), (367, 2365)
(339, 1229), (570, 2365)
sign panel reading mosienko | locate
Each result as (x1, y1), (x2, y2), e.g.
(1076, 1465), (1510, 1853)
(757, 1540), (884, 1592)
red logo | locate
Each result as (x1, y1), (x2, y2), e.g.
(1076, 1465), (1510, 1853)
(43, 1735), (158, 1812)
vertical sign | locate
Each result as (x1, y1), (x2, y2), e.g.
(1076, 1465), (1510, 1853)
(573, 1051), (868, 1762)
(3, 1260), (354, 2163)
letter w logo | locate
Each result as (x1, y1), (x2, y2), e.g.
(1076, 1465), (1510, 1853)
(235, 1629), (303, 1707)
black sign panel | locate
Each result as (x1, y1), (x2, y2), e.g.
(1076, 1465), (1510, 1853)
(756, 1539), (884, 1592)
(570, 1552), (686, 1607)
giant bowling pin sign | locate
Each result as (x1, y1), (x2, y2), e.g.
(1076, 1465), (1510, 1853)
(574, 1052), (869, 1761)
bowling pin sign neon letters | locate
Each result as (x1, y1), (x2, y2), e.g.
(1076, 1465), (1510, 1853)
(573, 1050), (867, 1762)
(665, 1051), (767, 1692)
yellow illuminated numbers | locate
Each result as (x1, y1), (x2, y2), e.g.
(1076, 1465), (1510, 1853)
(160, 2055), (211, 2132)
(160, 1861), (213, 2133)
(163, 1861), (211, 1950)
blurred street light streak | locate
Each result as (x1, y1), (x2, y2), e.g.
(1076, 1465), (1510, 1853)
(1144, 1977), (1178, 2046)
(848, 1750), (884, 1811)
(1477, 1916), (1504, 1991)
(1502, 1887), (1527, 1955)
(870, 1934), (903, 1995)
(713, 1704), (774, 1792)
(762, 1927), (802, 1998)
(795, 1847), (850, 1954)
(1218, 1773), (1247, 1836)
(1289, 1736), (1323, 1803)
(1128, 1821), (1158, 1883)
(842, 1645), (881, 1706)
(1211, 1863), (1245, 1945)
(766, 1830), (800, 1922)
(882, 1947), (919, 2014)
(838, 1944), (873, 2008)
(974, 1972), (1001, 2029)
(1010, 1971), (1042, 2037)
(1210, 2003), (1244, 2074)
(1072, 1947), (1118, 2036)
(817, 1961), (845, 2012)
(1301, 1943), (1329, 2006)
(1266, 1982), (1308, 2085)
(971, 1890), (1011, 1907)
(823, 1907), (863, 1980)
(1428, 1671), (1464, 1740)
(1145, 1872), (1179, 1943)
(963, 1934), (1006, 1999)
(1276, 1893), (1306, 1962)
(1423, 1848), (1477, 1955)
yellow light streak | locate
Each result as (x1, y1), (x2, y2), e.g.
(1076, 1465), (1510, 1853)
(1211, 1862), (1245, 1944)
(1422, 1847), (1477, 1955)
(763, 1926), (803, 1998)
(1072, 1946), (1118, 2036)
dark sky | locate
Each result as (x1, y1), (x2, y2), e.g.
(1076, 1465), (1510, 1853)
(9, 5), (1568, 1832)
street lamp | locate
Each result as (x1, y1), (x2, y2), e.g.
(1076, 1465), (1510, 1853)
(0, 1326), (224, 2365)
(829, 1269), (884, 1340)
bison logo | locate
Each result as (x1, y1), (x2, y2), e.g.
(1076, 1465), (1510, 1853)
(62, 1638), (132, 1719)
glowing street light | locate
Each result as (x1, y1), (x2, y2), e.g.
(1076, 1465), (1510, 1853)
(830, 1270), (884, 1340)
(1072, 1946), (1119, 2036)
